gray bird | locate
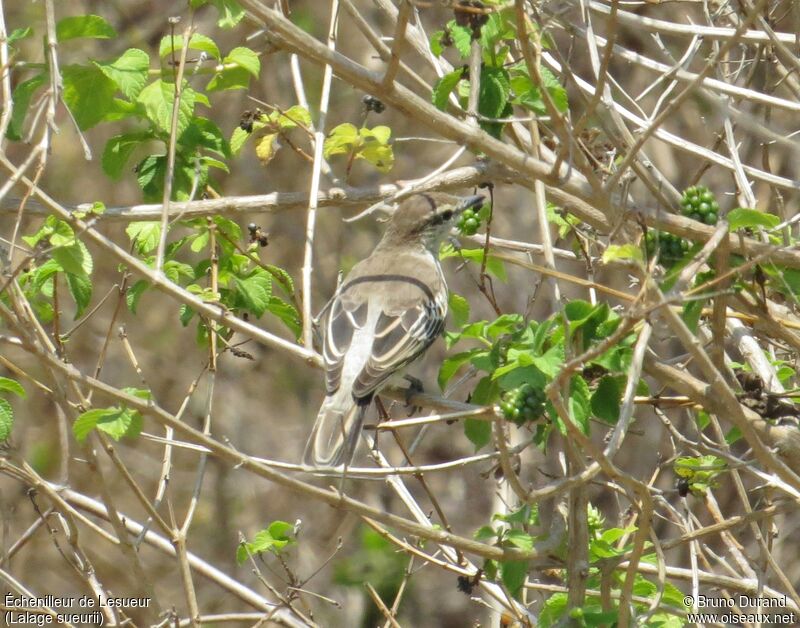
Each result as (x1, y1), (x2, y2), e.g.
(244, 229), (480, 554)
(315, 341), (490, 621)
(304, 193), (485, 468)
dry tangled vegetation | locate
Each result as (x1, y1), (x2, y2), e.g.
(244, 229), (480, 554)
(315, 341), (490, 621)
(1, 0), (800, 626)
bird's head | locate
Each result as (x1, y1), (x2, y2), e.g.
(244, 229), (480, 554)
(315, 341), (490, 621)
(379, 193), (485, 250)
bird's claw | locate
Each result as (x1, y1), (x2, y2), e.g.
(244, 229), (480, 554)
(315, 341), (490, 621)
(403, 375), (424, 415)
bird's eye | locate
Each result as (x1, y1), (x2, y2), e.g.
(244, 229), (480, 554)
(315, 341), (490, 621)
(441, 209), (453, 220)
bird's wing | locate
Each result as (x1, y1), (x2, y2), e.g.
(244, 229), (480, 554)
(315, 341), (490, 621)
(323, 250), (448, 399)
(322, 297), (367, 395)
(323, 275), (446, 398)
(351, 294), (446, 398)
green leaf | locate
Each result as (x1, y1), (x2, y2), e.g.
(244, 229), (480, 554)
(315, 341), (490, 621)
(0, 398), (13, 441)
(65, 271), (92, 318)
(265, 264), (295, 295)
(568, 375), (591, 434)
(494, 503), (538, 526)
(230, 127), (250, 155)
(477, 67), (510, 120)
(7, 74), (47, 141)
(62, 64), (117, 130)
(531, 345), (564, 378)
(164, 260), (194, 284)
(603, 243), (643, 264)
(727, 207), (780, 231)
(102, 131), (154, 179)
(206, 66), (251, 91)
(73, 405), (142, 442)
(324, 123), (359, 157)
(432, 69), (464, 110)
(681, 298), (705, 333)
(564, 299), (594, 322)
(8, 27), (33, 44)
(438, 349), (483, 390)
(226, 47), (260, 77)
(207, 47), (260, 91)
(449, 293), (470, 327)
(510, 65), (567, 115)
(539, 593), (568, 628)
(137, 79), (196, 136)
(474, 525), (497, 541)
(236, 520), (296, 564)
(32, 260), (61, 293)
(480, 8), (516, 48)
(429, 30), (445, 57)
(94, 48), (150, 99)
(210, 0), (245, 27)
(440, 245), (507, 281)
(127, 279), (149, 314)
(159, 33), (220, 59)
(50, 220), (78, 248)
(358, 126), (394, 172)
(267, 297), (302, 339)
(505, 530), (534, 551)
(96, 408), (139, 440)
(510, 73), (544, 114)
(500, 560), (527, 598)
(450, 23), (472, 57)
(464, 418), (491, 450)
(135, 154), (166, 201)
(52, 243), (91, 277)
(181, 117), (230, 158)
(126, 221), (162, 254)
(102, 97), (141, 122)
(541, 67), (568, 112)
(73, 408), (120, 441)
(235, 270), (272, 316)
(591, 376), (621, 424)
(56, 15), (116, 42)
(0, 378), (26, 398)
(273, 105), (311, 130)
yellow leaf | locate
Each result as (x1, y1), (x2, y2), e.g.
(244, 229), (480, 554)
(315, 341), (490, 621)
(255, 133), (280, 165)
(602, 244), (643, 265)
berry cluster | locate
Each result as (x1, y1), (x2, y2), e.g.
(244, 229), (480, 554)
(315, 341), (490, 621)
(499, 384), (545, 425)
(457, 207), (482, 235)
(247, 223), (269, 247)
(681, 185), (720, 225)
(644, 230), (690, 263)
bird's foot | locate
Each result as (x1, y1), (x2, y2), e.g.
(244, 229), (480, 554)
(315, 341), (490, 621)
(403, 375), (424, 416)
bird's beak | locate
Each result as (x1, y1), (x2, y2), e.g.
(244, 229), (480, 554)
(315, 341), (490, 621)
(455, 195), (486, 215)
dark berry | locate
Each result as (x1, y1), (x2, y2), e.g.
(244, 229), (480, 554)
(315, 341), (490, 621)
(362, 95), (386, 114)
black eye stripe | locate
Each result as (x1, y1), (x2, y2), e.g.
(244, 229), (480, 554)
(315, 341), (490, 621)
(421, 194), (437, 213)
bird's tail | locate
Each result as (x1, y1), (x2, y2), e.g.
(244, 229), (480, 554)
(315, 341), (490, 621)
(303, 394), (368, 469)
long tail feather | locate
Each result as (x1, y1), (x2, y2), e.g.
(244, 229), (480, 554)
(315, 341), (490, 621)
(303, 395), (367, 468)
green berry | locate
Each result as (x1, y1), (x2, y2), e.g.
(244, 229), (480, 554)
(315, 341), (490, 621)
(501, 384), (545, 424)
(681, 185), (718, 219)
(704, 212), (717, 225)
